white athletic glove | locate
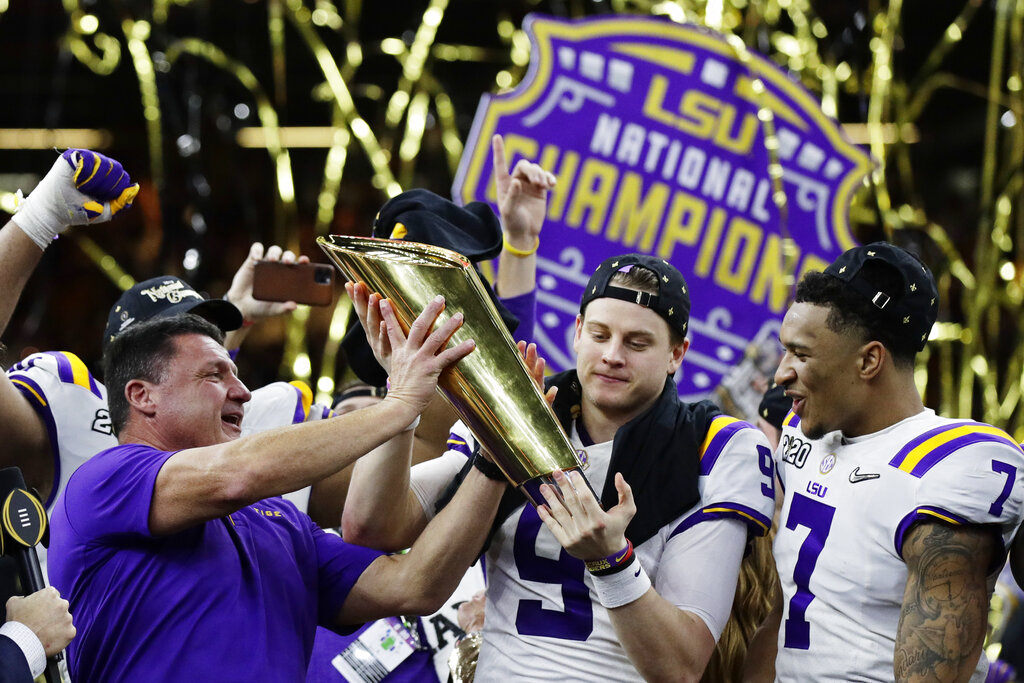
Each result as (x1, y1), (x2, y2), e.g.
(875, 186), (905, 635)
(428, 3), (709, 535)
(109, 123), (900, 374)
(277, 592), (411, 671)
(15, 149), (139, 250)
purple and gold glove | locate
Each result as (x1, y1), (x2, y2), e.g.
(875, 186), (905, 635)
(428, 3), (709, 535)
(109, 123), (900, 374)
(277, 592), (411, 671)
(14, 149), (139, 250)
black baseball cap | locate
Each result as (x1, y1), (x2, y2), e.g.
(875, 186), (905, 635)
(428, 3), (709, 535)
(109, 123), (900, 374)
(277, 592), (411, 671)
(823, 241), (938, 352)
(373, 189), (505, 262)
(103, 276), (243, 351)
(758, 383), (793, 431)
(340, 189), (519, 386)
(580, 253), (691, 338)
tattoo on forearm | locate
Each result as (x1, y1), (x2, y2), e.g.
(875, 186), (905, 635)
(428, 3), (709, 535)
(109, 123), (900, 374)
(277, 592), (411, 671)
(894, 523), (993, 682)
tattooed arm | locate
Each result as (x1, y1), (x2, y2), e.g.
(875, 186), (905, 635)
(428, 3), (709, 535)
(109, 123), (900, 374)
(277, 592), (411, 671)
(894, 521), (996, 682)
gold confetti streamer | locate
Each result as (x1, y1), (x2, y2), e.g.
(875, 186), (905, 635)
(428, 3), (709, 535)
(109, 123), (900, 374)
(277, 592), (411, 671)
(25, 0), (1020, 438)
(164, 37), (299, 248)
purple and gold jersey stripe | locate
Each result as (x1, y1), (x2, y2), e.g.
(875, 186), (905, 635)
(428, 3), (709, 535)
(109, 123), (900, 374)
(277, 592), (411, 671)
(782, 411), (800, 428)
(45, 351), (103, 399)
(894, 505), (971, 558)
(288, 381), (314, 423)
(446, 433), (473, 459)
(9, 374), (48, 408)
(699, 416), (754, 476)
(670, 501), (772, 539)
(6, 374), (62, 508)
(888, 422), (1022, 478)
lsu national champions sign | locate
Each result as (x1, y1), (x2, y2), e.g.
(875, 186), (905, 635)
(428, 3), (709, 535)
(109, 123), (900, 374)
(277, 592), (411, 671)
(453, 14), (872, 401)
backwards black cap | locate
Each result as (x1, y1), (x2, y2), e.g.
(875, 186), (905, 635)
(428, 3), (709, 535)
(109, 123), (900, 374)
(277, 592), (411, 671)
(580, 253), (691, 338)
(340, 189), (519, 386)
(758, 383), (793, 431)
(823, 241), (938, 352)
(103, 276), (243, 351)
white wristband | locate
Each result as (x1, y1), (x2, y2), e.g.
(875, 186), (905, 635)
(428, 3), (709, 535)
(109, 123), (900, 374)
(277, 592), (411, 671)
(591, 560), (651, 609)
(403, 414), (421, 432)
(15, 154), (81, 250)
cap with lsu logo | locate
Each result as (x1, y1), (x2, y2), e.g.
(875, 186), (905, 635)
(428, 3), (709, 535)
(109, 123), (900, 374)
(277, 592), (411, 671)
(102, 276), (243, 351)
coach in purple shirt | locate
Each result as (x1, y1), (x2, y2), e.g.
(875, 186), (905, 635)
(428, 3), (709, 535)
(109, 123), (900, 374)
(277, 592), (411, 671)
(48, 303), (506, 683)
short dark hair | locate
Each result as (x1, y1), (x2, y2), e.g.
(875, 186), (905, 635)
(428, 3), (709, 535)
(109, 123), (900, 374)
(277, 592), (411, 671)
(795, 265), (919, 367)
(103, 314), (225, 435)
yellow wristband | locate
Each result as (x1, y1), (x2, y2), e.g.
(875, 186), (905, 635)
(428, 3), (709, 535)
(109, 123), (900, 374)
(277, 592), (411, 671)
(503, 235), (539, 257)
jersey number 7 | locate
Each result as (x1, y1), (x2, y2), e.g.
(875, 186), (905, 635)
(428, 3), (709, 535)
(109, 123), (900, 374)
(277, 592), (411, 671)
(783, 493), (836, 650)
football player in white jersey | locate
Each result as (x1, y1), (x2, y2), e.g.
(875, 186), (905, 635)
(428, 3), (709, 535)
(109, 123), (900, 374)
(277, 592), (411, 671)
(743, 242), (1024, 682)
(0, 150), (334, 537)
(343, 253), (775, 681)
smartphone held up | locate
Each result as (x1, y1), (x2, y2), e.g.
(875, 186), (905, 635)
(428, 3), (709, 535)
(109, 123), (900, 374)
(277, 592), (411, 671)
(252, 261), (335, 306)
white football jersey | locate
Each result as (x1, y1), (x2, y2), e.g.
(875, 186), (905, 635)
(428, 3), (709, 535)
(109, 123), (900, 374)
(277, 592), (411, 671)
(6, 351), (327, 571)
(773, 409), (1024, 682)
(241, 379), (332, 512)
(8, 351), (114, 518)
(412, 416), (775, 681)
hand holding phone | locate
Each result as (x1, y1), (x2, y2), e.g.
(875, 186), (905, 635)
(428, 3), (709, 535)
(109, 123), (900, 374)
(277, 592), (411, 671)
(252, 261), (335, 306)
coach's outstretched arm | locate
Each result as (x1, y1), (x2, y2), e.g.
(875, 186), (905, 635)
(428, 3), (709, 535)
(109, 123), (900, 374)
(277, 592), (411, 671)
(144, 295), (475, 535)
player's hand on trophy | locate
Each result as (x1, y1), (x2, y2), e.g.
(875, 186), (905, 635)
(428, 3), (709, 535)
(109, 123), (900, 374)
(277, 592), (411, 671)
(517, 340), (557, 407)
(15, 149), (139, 250)
(379, 293), (475, 419)
(492, 134), (555, 249)
(347, 281), (395, 373)
(225, 242), (310, 322)
(537, 470), (636, 561)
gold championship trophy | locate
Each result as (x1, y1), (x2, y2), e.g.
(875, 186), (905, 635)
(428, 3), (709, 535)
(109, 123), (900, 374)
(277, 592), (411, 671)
(318, 234), (596, 507)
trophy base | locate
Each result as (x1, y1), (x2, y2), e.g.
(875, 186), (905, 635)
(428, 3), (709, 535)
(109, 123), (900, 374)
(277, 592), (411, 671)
(520, 467), (600, 509)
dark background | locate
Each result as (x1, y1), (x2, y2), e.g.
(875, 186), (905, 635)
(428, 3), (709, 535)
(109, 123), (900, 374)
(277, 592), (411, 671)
(0, 0), (1018, 419)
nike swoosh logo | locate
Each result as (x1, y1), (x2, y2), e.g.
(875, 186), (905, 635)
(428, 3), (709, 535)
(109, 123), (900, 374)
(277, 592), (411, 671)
(614, 550), (629, 562)
(634, 566), (642, 577)
(849, 467), (880, 483)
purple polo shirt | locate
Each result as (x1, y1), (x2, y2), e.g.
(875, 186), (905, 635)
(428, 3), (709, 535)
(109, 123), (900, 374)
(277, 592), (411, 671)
(48, 444), (383, 683)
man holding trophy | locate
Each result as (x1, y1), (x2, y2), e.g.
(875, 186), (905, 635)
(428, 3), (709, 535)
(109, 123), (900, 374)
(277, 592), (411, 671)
(339, 248), (777, 681)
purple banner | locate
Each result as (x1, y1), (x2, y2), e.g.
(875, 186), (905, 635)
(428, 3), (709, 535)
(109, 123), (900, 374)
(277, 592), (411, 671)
(453, 14), (872, 402)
